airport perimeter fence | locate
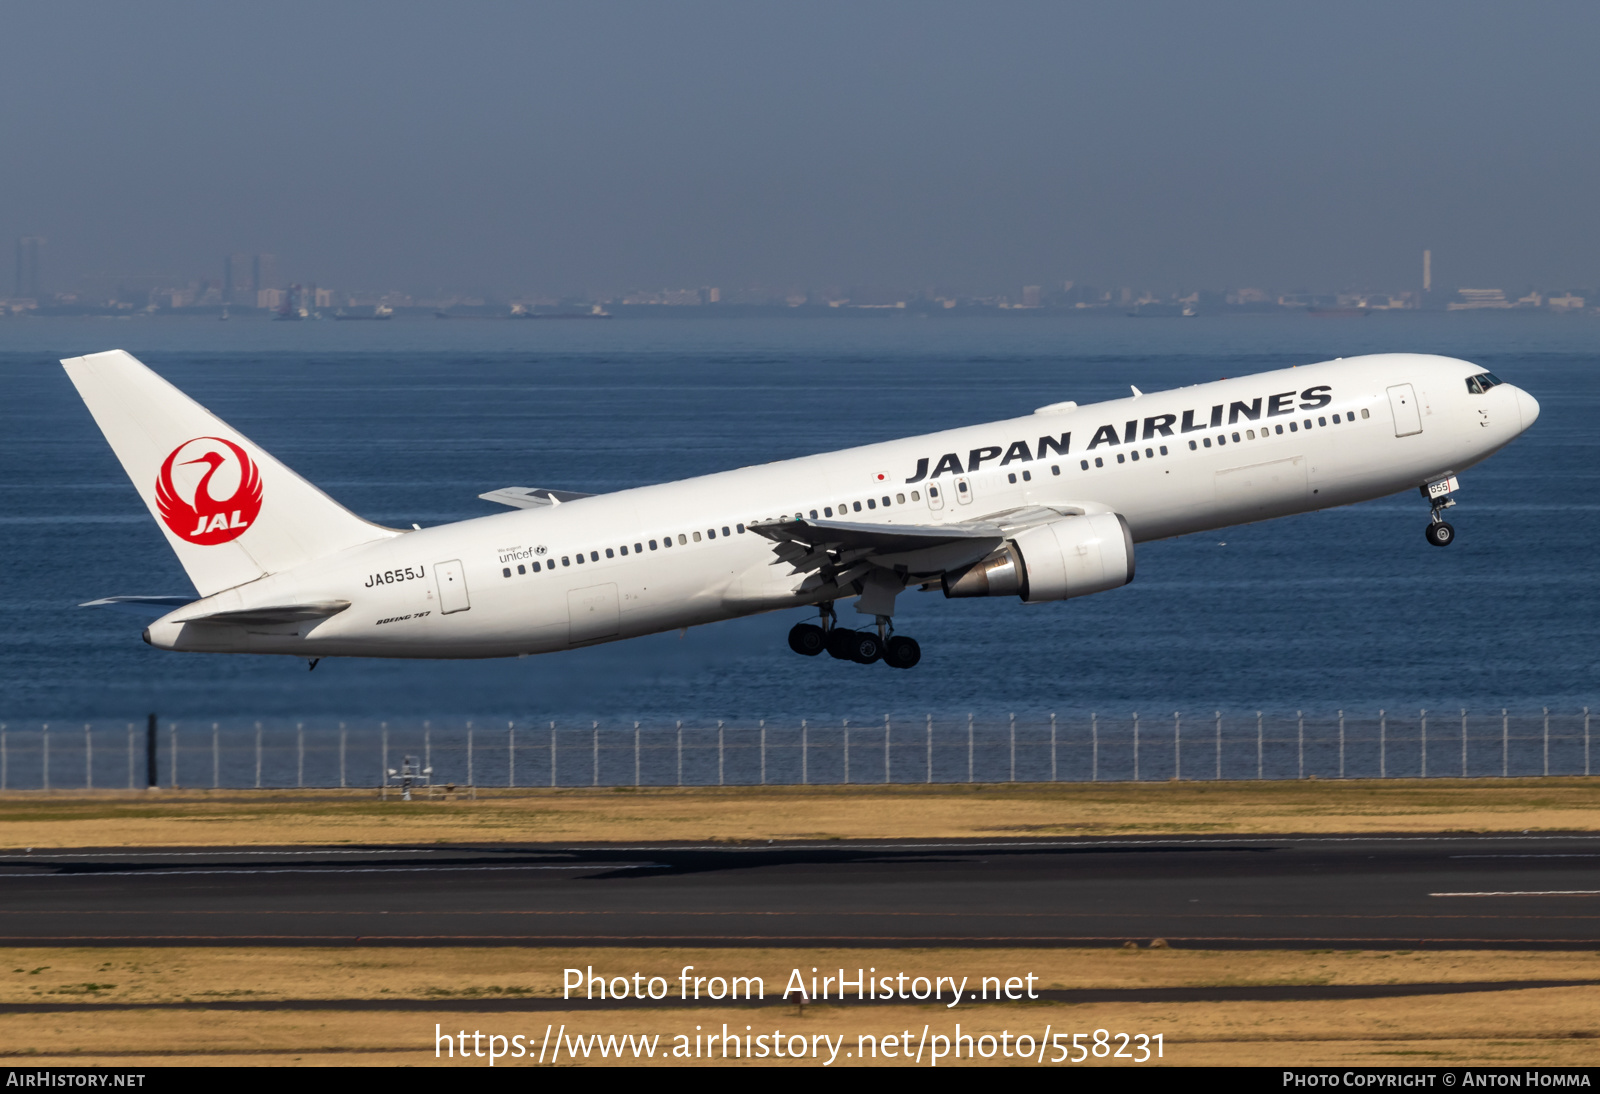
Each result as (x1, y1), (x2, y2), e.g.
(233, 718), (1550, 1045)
(0, 708), (1593, 792)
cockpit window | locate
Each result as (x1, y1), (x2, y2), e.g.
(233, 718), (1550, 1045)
(1466, 372), (1504, 395)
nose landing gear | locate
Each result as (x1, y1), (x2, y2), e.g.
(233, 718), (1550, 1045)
(1421, 476), (1460, 548)
(788, 603), (921, 668)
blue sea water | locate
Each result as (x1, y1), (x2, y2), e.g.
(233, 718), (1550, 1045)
(0, 312), (1595, 744)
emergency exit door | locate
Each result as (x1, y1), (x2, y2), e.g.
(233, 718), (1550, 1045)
(1387, 383), (1423, 437)
(433, 559), (471, 614)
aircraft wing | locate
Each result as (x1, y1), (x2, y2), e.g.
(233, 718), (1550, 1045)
(479, 487), (596, 510)
(747, 505), (1091, 591)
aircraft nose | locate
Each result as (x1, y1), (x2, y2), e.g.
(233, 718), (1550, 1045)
(1515, 386), (1541, 432)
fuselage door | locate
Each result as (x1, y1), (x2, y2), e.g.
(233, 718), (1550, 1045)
(1387, 383), (1423, 437)
(926, 482), (945, 510)
(433, 559), (471, 614)
(953, 474), (974, 505)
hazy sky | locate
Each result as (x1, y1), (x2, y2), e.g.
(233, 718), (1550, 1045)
(4, 1), (1598, 295)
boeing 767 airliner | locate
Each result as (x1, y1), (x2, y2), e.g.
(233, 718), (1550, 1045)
(65, 349), (1537, 670)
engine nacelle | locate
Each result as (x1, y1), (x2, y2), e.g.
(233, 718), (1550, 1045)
(942, 513), (1135, 602)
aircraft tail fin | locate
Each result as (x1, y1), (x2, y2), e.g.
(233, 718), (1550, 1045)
(61, 349), (398, 597)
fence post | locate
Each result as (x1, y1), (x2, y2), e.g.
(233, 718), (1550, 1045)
(169, 722), (178, 789)
(126, 723), (133, 790)
(1379, 710), (1386, 778)
(254, 722), (262, 789)
(381, 722), (389, 791)
(212, 723), (219, 789)
(551, 721), (558, 788)
(2, 723), (7, 791)
(469, 721), (477, 789)
(967, 714), (974, 784)
(1297, 711), (1305, 780)
(637, 722), (643, 788)
(801, 720), (808, 785)
(1008, 713), (1015, 783)
(1132, 712), (1139, 782)
(1461, 709), (1468, 778)
(85, 724), (92, 790)
(1502, 709), (1508, 778)
(339, 723), (347, 789)
(297, 722), (304, 789)
(1214, 711), (1221, 781)
(1173, 711), (1181, 781)
(1050, 713), (1057, 783)
(716, 721), (723, 787)
(42, 724), (49, 792)
(1256, 712), (1263, 780)
(1091, 713), (1098, 782)
(1586, 707), (1591, 778)
(843, 719), (850, 785)
(509, 721), (516, 788)
(147, 713), (158, 789)
(591, 721), (598, 788)
(884, 715), (891, 785)
(675, 721), (682, 787)
(927, 715), (933, 784)
(1543, 707), (1550, 777)
(1338, 710), (1345, 779)
(758, 720), (764, 787)
(1420, 709), (1427, 779)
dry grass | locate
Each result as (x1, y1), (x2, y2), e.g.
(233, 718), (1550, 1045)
(3, 946), (1599, 1066)
(0, 778), (1597, 848)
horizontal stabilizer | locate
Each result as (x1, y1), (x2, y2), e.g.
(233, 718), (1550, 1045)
(170, 600), (351, 626)
(479, 487), (596, 509)
(80, 595), (196, 617)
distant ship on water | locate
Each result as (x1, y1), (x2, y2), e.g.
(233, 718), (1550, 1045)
(334, 305), (393, 321)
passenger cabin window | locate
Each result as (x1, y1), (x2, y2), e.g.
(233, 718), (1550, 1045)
(824, 507), (833, 517)
(853, 501), (862, 512)
(1288, 422), (1298, 432)
(809, 510), (817, 519)
(1094, 457), (1104, 467)
(1246, 429), (1256, 439)
(1080, 459), (1089, 469)
(692, 531), (702, 542)
(1008, 472), (1017, 482)
(911, 490), (921, 500)
(532, 561), (541, 572)
(518, 564), (526, 574)
(502, 567), (511, 578)
(722, 526), (731, 537)
(1052, 465), (1061, 476)
(589, 551), (598, 562)
(867, 498), (876, 509)
(1187, 441), (1196, 451)
(1360, 408), (1370, 419)
(562, 556), (570, 566)
(736, 525), (744, 534)
(605, 548), (614, 558)
(576, 554), (585, 564)
(1203, 438), (1212, 448)
(649, 539), (658, 550)
(1231, 432), (1240, 443)
(1332, 414), (1340, 423)
(1318, 416), (1326, 427)
(1276, 424), (1284, 434)
(897, 492), (906, 502)
(1159, 445), (1169, 455)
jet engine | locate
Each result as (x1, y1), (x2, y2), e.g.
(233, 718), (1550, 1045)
(942, 513), (1135, 602)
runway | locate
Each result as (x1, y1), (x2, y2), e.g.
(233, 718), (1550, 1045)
(2, 834), (1598, 949)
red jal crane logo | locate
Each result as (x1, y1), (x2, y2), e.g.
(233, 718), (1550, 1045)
(155, 437), (263, 545)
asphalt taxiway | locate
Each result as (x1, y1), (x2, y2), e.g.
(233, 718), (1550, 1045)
(2, 834), (1597, 948)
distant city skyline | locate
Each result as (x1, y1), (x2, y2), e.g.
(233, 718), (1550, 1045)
(2, 3), (1597, 301)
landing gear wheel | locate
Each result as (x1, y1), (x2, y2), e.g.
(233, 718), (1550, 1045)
(1425, 521), (1455, 547)
(884, 635), (921, 669)
(788, 622), (825, 656)
(825, 628), (859, 660)
(848, 631), (883, 664)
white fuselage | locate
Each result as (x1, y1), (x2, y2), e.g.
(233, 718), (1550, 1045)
(144, 353), (1538, 658)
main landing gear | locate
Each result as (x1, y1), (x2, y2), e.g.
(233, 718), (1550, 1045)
(787, 603), (921, 669)
(1420, 477), (1459, 548)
